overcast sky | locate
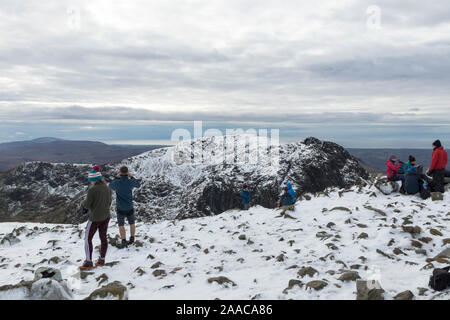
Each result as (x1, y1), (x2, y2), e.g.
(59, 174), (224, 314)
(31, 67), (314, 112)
(0, 0), (449, 147)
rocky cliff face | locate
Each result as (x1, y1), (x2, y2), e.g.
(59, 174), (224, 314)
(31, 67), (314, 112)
(0, 136), (368, 223)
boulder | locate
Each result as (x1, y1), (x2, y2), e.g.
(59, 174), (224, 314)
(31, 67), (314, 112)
(0, 279), (72, 300)
(85, 281), (128, 300)
(34, 267), (63, 282)
(356, 280), (384, 300)
(298, 266), (318, 278)
(394, 290), (414, 300)
(338, 271), (361, 282)
(29, 279), (72, 300)
(207, 276), (236, 287)
(306, 280), (328, 291)
(431, 192), (443, 201)
(282, 280), (303, 294)
(374, 178), (399, 195)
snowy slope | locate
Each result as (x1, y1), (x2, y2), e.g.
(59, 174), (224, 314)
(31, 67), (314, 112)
(0, 182), (448, 300)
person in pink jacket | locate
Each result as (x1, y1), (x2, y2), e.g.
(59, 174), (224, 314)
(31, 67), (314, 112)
(386, 154), (405, 192)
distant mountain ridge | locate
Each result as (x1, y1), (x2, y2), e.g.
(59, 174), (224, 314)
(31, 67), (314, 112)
(347, 148), (435, 172)
(0, 138), (166, 172)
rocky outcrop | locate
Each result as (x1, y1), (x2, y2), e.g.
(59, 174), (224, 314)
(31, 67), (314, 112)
(0, 136), (368, 223)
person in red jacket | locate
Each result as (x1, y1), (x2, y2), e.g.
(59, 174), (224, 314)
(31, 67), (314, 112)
(386, 154), (405, 192)
(427, 140), (448, 193)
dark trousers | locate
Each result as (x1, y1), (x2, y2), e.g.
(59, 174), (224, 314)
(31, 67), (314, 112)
(84, 217), (110, 262)
(430, 169), (445, 193)
(388, 174), (405, 191)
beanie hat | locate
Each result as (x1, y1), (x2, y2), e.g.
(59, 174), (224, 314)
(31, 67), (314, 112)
(408, 155), (416, 162)
(432, 140), (442, 148)
(92, 165), (101, 172)
(88, 169), (102, 182)
(388, 154), (397, 161)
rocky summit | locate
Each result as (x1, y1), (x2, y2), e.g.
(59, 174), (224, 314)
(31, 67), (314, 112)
(0, 135), (367, 223)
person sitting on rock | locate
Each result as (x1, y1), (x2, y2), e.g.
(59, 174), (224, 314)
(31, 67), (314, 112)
(404, 166), (428, 195)
(405, 155), (424, 173)
(240, 184), (251, 210)
(427, 140), (448, 193)
(386, 154), (405, 192)
(80, 170), (112, 270)
(279, 186), (294, 208)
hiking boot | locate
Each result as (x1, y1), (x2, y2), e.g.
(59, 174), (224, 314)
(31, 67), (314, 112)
(129, 236), (135, 245)
(116, 239), (128, 249)
(95, 258), (105, 267)
(79, 260), (94, 270)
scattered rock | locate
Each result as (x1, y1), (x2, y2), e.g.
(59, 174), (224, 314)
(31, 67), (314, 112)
(85, 281), (128, 300)
(338, 271), (361, 282)
(282, 280), (303, 294)
(152, 269), (166, 278)
(431, 192), (443, 201)
(298, 266), (318, 278)
(430, 229), (443, 237)
(394, 290), (414, 300)
(238, 234), (246, 240)
(411, 240), (422, 248)
(402, 226), (421, 236)
(356, 280), (384, 300)
(357, 233), (368, 239)
(207, 276), (236, 287)
(306, 280), (328, 291)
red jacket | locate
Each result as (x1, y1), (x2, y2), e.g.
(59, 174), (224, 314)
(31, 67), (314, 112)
(429, 146), (448, 171)
(386, 160), (401, 178)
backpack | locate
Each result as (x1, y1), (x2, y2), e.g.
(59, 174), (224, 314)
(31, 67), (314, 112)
(428, 266), (450, 291)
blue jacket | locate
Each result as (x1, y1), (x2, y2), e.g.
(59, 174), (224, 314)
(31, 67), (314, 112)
(241, 189), (251, 204)
(286, 183), (295, 203)
(280, 192), (294, 206)
(109, 175), (141, 211)
(404, 171), (421, 194)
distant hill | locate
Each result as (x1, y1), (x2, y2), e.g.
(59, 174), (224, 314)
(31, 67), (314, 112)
(347, 148), (434, 172)
(0, 138), (167, 172)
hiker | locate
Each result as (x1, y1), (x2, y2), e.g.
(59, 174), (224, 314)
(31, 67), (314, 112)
(80, 170), (112, 270)
(279, 186), (294, 208)
(241, 184), (251, 210)
(286, 183), (296, 203)
(109, 166), (141, 249)
(405, 155), (424, 173)
(386, 154), (405, 192)
(404, 167), (427, 195)
(427, 140), (448, 193)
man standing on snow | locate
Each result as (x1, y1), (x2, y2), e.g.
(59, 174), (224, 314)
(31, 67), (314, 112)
(427, 140), (448, 193)
(286, 183), (296, 203)
(241, 184), (251, 210)
(80, 170), (112, 270)
(109, 166), (141, 249)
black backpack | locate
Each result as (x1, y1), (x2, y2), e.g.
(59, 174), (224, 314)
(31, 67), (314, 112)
(428, 266), (450, 291)
(420, 187), (430, 200)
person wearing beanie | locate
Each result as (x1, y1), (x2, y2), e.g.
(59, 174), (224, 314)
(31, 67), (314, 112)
(241, 184), (251, 210)
(386, 154), (406, 192)
(427, 139), (448, 193)
(93, 165), (101, 172)
(80, 170), (112, 270)
(109, 166), (141, 249)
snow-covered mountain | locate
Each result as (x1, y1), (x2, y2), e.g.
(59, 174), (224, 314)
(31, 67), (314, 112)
(0, 135), (367, 223)
(0, 182), (448, 300)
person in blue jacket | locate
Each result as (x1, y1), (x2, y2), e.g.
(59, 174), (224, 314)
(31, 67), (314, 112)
(286, 183), (295, 203)
(109, 166), (141, 249)
(241, 184), (251, 210)
(279, 186), (294, 207)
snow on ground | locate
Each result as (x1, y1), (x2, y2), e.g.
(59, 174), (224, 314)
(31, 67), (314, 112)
(0, 183), (448, 300)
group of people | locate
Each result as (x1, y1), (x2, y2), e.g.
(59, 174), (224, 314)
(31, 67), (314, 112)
(240, 182), (296, 210)
(387, 139), (448, 196)
(80, 165), (141, 270)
